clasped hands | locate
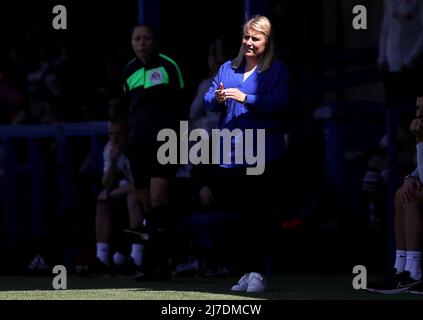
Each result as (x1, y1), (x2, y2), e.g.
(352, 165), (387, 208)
(214, 82), (246, 104)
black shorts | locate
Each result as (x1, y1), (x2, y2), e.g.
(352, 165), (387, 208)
(128, 137), (179, 189)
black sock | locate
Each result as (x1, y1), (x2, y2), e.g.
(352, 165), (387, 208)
(143, 205), (171, 274)
(146, 205), (171, 232)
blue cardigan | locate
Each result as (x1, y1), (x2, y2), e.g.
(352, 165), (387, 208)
(204, 60), (290, 167)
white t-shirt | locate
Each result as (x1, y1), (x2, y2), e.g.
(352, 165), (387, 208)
(378, 0), (423, 72)
(103, 141), (133, 187)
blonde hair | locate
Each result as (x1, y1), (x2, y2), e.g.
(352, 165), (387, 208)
(231, 15), (275, 72)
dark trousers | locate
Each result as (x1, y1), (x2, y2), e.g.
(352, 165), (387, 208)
(214, 158), (283, 275)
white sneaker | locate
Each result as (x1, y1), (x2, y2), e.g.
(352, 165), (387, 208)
(231, 273), (250, 291)
(246, 272), (266, 293)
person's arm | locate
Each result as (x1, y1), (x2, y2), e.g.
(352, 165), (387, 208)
(109, 183), (136, 198)
(400, 119), (423, 202)
(102, 166), (118, 191)
(204, 65), (226, 113)
(160, 53), (184, 91)
(102, 144), (120, 190)
(160, 53), (187, 121)
(410, 118), (423, 181)
(401, 168), (421, 203)
(417, 143), (423, 183)
(243, 62), (290, 113)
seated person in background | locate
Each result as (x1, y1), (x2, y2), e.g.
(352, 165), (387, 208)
(172, 36), (231, 276)
(189, 36), (227, 134)
(361, 123), (415, 228)
(367, 97), (423, 295)
(90, 119), (145, 276)
(186, 163), (232, 276)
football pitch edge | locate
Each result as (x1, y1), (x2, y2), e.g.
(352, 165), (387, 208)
(0, 274), (423, 300)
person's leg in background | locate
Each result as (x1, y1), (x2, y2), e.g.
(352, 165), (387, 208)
(406, 190), (423, 294)
(124, 140), (155, 276)
(131, 162), (176, 280)
(403, 198), (423, 281)
(122, 190), (145, 271)
(367, 188), (423, 293)
(93, 191), (115, 275)
(361, 154), (386, 227)
(140, 176), (173, 279)
(149, 177), (171, 228)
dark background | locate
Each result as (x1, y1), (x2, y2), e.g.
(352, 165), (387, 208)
(0, 0), (393, 274)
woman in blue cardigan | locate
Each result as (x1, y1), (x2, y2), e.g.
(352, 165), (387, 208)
(204, 15), (291, 292)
